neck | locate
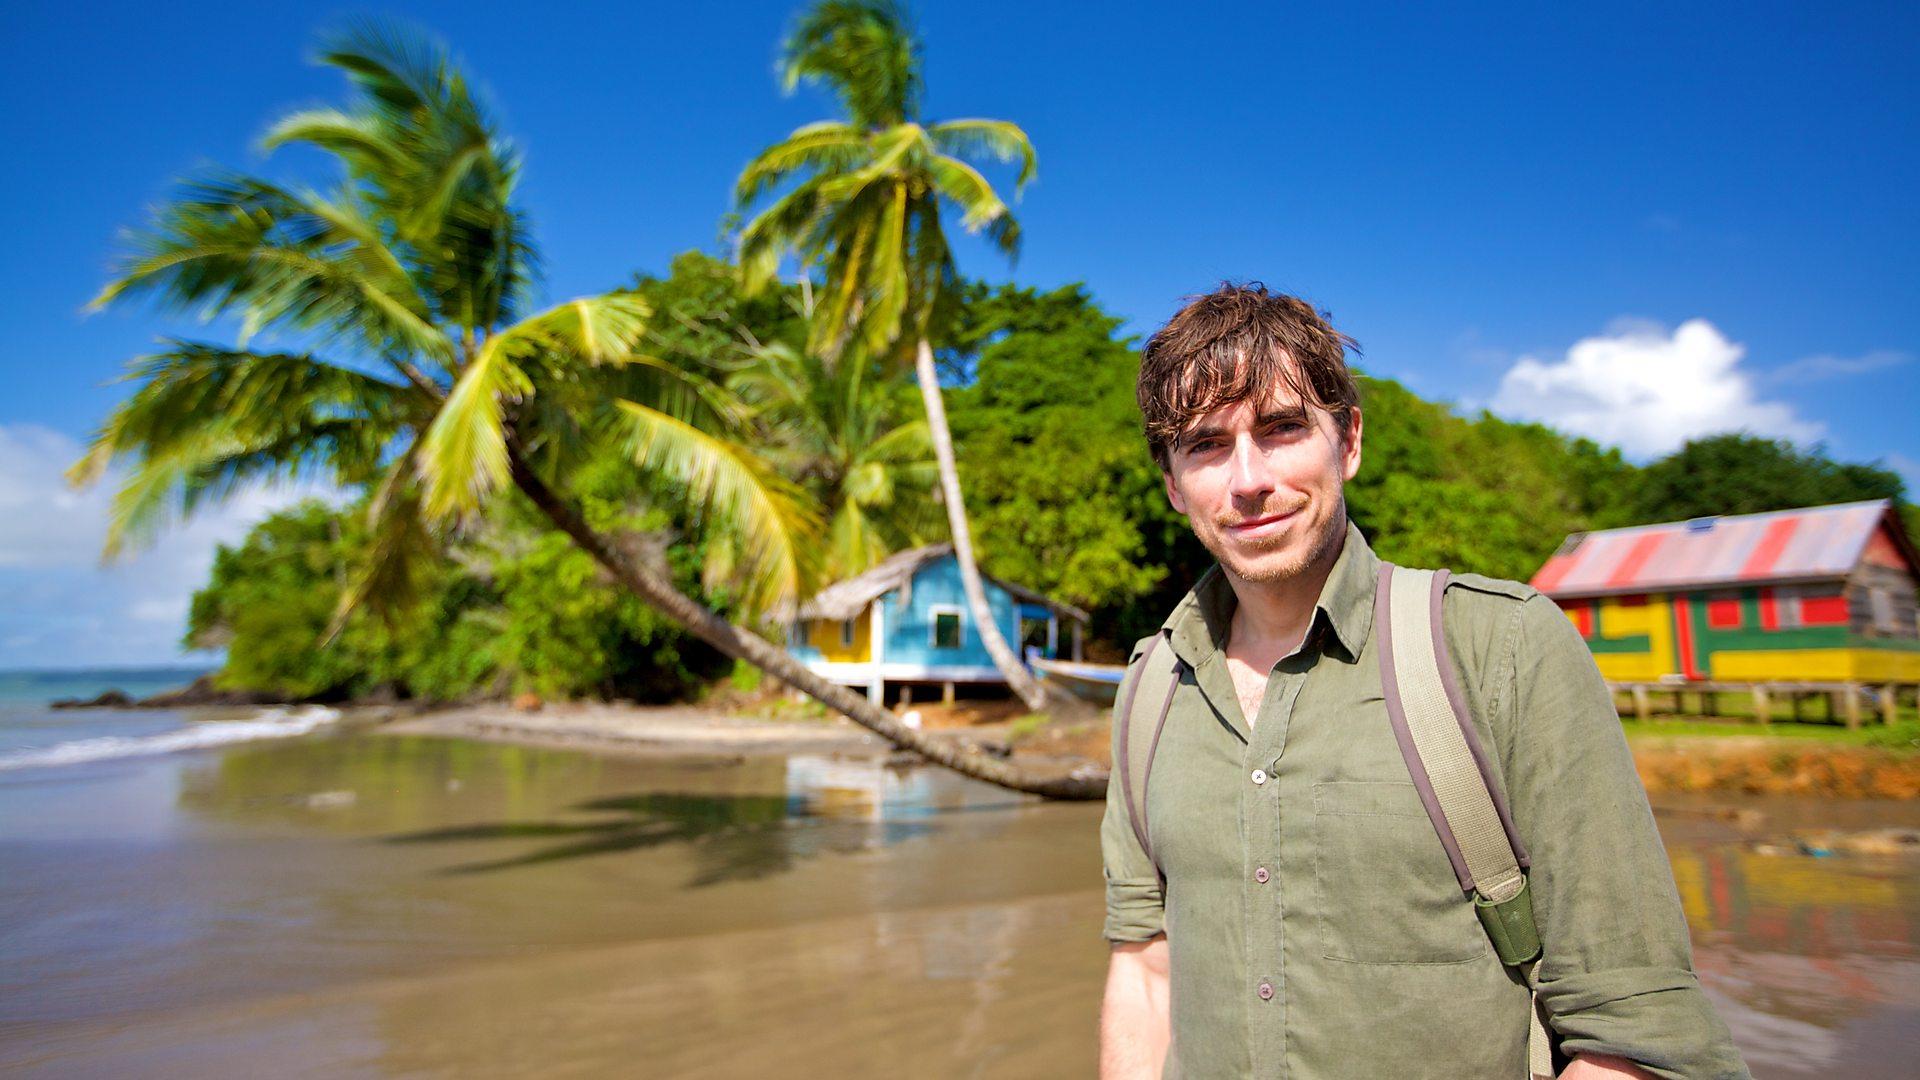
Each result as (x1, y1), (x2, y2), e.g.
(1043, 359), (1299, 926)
(1224, 513), (1347, 652)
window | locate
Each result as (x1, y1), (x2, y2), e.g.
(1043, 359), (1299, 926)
(1799, 588), (1849, 627)
(1706, 592), (1743, 630)
(840, 619), (857, 648)
(930, 607), (963, 650)
(1563, 600), (1593, 639)
(1020, 615), (1052, 655)
(1871, 588), (1896, 633)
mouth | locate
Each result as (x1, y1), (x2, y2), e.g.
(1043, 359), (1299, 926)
(1226, 508), (1299, 538)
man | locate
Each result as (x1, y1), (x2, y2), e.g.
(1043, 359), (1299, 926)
(1097, 285), (1747, 1079)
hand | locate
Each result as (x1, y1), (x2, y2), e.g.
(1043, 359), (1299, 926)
(1561, 1053), (1657, 1079)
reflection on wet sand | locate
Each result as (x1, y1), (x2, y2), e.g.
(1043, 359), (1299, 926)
(2, 733), (1915, 1078)
(1656, 796), (1920, 1079)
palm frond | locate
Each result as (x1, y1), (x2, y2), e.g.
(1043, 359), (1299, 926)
(94, 174), (454, 369)
(926, 153), (1008, 231)
(324, 441), (437, 642)
(735, 121), (866, 205)
(928, 119), (1036, 191)
(259, 108), (403, 179)
(309, 18), (532, 333)
(614, 399), (820, 618)
(778, 0), (923, 128)
(65, 344), (407, 559)
(826, 498), (889, 577)
(415, 331), (531, 520)
(737, 175), (834, 296)
(415, 292), (648, 518)
(860, 417), (931, 464)
(853, 180), (911, 354)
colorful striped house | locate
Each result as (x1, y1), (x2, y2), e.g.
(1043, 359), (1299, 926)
(788, 544), (1089, 704)
(1529, 499), (1920, 683)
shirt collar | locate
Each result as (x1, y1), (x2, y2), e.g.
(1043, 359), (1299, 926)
(1162, 517), (1379, 667)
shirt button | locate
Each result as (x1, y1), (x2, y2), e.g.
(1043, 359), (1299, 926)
(1257, 980), (1275, 1001)
(1251, 769), (1268, 785)
(1254, 866), (1270, 884)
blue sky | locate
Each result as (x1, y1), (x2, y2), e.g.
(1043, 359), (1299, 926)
(3, 1), (1915, 667)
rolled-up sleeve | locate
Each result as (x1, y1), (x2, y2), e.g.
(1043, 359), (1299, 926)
(1100, 662), (1166, 943)
(1502, 593), (1749, 1079)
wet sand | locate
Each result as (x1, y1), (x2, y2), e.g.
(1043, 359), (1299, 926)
(3, 721), (1917, 1078)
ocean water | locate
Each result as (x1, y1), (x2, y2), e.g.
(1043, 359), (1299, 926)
(0, 665), (215, 705)
(0, 666), (339, 771)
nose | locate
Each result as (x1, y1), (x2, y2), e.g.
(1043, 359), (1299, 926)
(1227, 433), (1274, 502)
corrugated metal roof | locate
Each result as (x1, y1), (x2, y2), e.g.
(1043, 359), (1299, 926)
(1530, 498), (1905, 598)
(796, 543), (1091, 623)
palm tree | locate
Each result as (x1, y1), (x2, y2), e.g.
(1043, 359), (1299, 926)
(735, 0), (1061, 711)
(729, 341), (941, 578)
(68, 23), (1100, 799)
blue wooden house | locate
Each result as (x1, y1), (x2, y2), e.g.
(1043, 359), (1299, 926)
(788, 544), (1089, 704)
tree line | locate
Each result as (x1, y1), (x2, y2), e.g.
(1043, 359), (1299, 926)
(185, 250), (1916, 702)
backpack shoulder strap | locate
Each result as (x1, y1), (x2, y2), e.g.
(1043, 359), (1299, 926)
(1115, 631), (1182, 875)
(1376, 562), (1554, 1079)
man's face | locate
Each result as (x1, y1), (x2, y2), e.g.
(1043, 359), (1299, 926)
(1161, 376), (1362, 586)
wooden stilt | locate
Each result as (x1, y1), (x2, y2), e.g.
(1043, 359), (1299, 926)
(1633, 686), (1651, 723)
(942, 681), (955, 706)
(1752, 685), (1771, 727)
(1883, 683), (1898, 726)
(1843, 683), (1862, 730)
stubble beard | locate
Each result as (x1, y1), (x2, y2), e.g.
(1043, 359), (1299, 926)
(1201, 497), (1346, 586)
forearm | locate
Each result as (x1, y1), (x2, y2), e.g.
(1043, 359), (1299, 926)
(1099, 941), (1170, 1079)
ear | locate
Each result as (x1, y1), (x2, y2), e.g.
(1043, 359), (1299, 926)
(1340, 406), (1364, 483)
(1162, 468), (1189, 516)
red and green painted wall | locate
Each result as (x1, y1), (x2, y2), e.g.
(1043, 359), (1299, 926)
(1534, 500), (1920, 684)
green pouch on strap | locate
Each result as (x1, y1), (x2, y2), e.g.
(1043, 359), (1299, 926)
(1474, 876), (1542, 967)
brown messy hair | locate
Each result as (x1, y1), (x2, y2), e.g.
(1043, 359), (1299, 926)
(1137, 283), (1361, 470)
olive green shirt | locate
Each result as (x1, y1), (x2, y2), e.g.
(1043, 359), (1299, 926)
(1100, 519), (1747, 1079)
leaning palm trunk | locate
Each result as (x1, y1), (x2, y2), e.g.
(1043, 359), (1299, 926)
(505, 435), (1101, 799)
(913, 338), (1052, 711)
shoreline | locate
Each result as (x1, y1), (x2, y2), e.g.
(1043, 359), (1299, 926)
(378, 700), (889, 760)
(381, 701), (1920, 800)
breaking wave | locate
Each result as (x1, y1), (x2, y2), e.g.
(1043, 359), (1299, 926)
(0, 706), (343, 771)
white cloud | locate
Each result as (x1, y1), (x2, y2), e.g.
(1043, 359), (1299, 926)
(1488, 318), (1824, 459)
(0, 424), (347, 668)
(1761, 349), (1911, 385)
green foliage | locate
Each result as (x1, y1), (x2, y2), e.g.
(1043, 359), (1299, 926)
(188, 487), (727, 702)
(188, 500), (415, 698)
(729, 660), (764, 694)
(1630, 433), (1907, 523)
(487, 532), (723, 701)
(1347, 378), (1639, 582)
(946, 283), (1168, 613)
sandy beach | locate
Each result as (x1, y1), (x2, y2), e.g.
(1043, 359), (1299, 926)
(382, 700), (891, 759)
(4, 699), (1918, 1078)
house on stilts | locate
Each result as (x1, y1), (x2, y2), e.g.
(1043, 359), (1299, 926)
(1529, 498), (1920, 685)
(787, 544), (1090, 705)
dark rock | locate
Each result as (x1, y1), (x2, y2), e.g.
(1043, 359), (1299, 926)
(134, 674), (280, 708)
(49, 689), (134, 709)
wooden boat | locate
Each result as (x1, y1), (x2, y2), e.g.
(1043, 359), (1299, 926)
(1029, 655), (1127, 705)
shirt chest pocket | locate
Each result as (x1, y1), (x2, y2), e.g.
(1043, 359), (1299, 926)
(1311, 781), (1490, 965)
